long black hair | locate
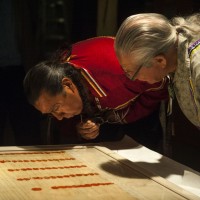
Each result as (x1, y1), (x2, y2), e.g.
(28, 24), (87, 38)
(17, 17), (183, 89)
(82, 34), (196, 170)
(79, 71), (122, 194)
(23, 45), (96, 117)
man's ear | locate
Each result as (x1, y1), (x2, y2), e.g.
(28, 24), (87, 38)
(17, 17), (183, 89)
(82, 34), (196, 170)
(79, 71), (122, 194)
(61, 77), (74, 91)
(153, 55), (167, 69)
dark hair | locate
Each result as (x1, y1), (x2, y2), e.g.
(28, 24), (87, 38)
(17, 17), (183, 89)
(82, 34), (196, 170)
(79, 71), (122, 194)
(24, 60), (96, 117)
(24, 61), (75, 103)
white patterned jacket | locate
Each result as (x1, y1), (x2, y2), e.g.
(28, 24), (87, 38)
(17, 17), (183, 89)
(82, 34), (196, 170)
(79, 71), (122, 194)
(173, 34), (200, 128)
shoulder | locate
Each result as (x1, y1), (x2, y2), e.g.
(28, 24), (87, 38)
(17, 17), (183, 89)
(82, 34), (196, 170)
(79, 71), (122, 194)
(72, 36), (115, 50)
(70, 36), (121, 74)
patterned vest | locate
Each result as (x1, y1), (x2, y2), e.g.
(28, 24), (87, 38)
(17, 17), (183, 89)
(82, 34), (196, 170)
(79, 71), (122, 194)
(173, 34), (200, 127)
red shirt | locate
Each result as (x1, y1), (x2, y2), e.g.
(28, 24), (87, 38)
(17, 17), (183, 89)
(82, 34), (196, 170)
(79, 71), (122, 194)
(66, 36), (168, 123)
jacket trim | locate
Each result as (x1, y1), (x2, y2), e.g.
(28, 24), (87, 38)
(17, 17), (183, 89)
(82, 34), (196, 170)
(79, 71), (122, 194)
(113, 77), (167, 110)
(81, 68), (107, 97)
(65, 59), (107, 98)
(188, 39), (200, 57)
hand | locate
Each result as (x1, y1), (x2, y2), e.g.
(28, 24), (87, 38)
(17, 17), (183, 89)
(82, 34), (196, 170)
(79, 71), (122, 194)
(76, 120), (100, 140)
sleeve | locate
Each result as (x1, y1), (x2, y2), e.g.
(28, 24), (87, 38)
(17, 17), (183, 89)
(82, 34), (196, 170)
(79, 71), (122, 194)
(101, 79), (169, 124)
(192, 52), (200, 126)
(124, 89), (168, 123)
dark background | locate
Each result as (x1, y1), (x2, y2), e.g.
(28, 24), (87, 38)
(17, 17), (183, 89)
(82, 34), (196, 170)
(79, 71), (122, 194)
(1, 0), (200, 172)
(35, 0), (200, 56)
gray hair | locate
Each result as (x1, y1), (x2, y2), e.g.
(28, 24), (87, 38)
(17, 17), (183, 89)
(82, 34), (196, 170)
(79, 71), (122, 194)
(172, 13), (200, 42)
(114, 13), (177, 67)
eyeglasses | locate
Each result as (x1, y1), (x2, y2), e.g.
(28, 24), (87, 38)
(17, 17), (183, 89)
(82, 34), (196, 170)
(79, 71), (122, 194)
(123, 64), (143, 81)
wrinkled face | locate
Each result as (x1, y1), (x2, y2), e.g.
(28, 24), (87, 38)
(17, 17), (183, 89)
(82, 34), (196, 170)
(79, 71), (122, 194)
(34, 78), (83, 120)
(118, 54), (143, 81)
(118, 52), (176, 84)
